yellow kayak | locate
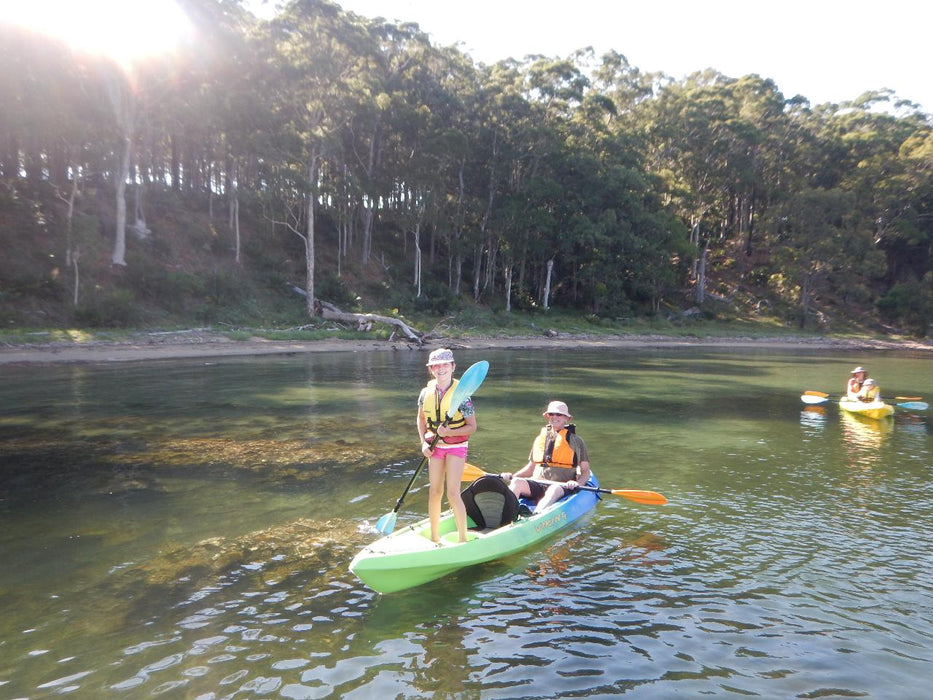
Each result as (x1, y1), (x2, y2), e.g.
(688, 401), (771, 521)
(838, 398), (894, 420)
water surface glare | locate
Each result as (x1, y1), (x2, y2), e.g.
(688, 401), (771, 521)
(1, 347), (931, 697)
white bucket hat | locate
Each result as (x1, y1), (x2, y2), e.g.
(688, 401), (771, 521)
(426, 348), (455, 366)
(543, 400), (572, 418)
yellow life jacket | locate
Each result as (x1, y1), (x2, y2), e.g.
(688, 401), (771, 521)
(422, 379), (468, 444)
(531, 425), (578, 482)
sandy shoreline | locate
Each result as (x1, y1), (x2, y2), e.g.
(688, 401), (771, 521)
(1, 331), (931, 365)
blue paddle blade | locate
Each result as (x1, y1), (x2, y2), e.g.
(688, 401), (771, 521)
(374, 511), (397, 535)
(446, 360), (489, 418)
(897, 401), (929, 411)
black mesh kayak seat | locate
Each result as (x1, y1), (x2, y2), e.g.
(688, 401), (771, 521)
(461, 475), (521, 531)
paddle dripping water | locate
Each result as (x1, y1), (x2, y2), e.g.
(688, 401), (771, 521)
(0, 348), (931, 696)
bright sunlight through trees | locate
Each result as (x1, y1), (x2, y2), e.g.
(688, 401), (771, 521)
(6, 0), (192, 68)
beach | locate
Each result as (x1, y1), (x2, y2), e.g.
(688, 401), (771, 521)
(2, 330), (931, 365)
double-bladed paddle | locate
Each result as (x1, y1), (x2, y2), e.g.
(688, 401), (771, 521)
(374, 360), (490, 535)
(801, 390), (928, 411)
(460, 463), (668, 506)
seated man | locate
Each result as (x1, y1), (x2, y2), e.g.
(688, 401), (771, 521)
(502, 400), (591, 512)
(846, 366), (868, 400)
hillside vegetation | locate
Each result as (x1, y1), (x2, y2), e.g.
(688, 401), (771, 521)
(2, 0), (932, 339)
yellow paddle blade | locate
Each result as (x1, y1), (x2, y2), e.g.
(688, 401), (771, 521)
(609, 489), (668, 506)
(462, 463), (487, 480)
(895, 396), (922, 401)
(804, 390), (830, 397)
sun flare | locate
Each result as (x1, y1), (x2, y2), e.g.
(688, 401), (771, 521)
(6, 0), (193, 67)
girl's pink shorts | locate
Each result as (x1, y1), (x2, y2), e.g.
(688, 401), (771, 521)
(432, 444), (469, 460)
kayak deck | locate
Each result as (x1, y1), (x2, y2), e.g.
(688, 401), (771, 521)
(351, 475), (600, 593)
(838, 399), (894, 419)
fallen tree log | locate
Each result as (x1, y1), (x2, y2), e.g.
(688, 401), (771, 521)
(287, 285), (423, 344)
(320, 302), (424, 344)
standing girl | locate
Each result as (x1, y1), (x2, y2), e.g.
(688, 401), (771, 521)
(417, 348), (477, 543)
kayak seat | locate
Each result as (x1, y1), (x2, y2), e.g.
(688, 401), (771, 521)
(461, 475), (520, 531)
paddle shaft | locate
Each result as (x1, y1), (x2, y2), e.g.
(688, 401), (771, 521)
(801, 393), (927, 410)
(388, 432), (441, 514)
(461, 464), (667, 505)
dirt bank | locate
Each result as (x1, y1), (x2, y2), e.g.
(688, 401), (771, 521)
(1, 331), (931, 366)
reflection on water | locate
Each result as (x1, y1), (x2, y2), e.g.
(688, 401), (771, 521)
(840, 409), (893, 457)
(799, 405), (827, 437)
(0, 349), (931, 697)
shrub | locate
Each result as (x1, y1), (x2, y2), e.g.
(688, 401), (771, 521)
(75, 289), (139, 327)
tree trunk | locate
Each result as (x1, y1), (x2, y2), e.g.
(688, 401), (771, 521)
(694, 239), (709, 304)
(112, 131), (131, 266)
(504, 264), (512, 313)
(231, 192), (241, 265)
(472, 244), (483, 302)
(170, 134), (181, 191)
(414, 221), (422, 298)
(304, 153), (318, 317)
(72, 248), (80, 307)
(800, 271), (812, 330)
(543, 258), (554, 309)
(319, 301), (423, 343)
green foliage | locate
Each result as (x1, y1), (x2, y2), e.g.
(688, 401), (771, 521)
(877, 277), (933, 337)
(1, 9), (932, 337)
(316, 272), (358, 310)
(74, 289), (139, 328)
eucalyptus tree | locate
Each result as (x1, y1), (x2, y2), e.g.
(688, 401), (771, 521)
(464, 59), (531, 305)
(332, 16), (437, 273)
(828, 94), (933, 283)
(427, 46), (482, 296)
(261, 0), (366, 315)
(572, 81), (689, 315)
(0, 23), (115, 303)
(641, 72), (733, 302)
(487, 54), (590, 309)
(765, 187), (856, 329)
(641, 71), (792, 303)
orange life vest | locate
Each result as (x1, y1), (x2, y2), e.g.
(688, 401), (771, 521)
(531, 425), (578, 482)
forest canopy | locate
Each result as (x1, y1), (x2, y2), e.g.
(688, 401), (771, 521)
(2, 0), (932, 336)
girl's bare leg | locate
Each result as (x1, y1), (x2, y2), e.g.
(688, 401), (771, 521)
(427, 457), (446, 542)
(444, 455), (468, 542)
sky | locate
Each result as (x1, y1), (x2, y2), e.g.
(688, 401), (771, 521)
(7, 0), (929, 114)
(322, 0), (932, 114)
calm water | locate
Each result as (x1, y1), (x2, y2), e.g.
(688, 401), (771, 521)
(1, 346), (931, 698)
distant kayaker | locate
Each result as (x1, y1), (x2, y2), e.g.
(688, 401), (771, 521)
(417, 348), (477, 543)
(846, 366), (868, 400)
(501, 400), (591, 512)
(857, 378), (881, 403)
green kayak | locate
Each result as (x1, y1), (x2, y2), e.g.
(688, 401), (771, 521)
(351, 473), (600, 593)
(839, 398), (894, 420)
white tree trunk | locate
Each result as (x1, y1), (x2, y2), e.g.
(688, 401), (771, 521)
(112, 133), (131, 266)
(414, 223), (422, 298)
(319, 301), (422, 343)
(305, 156), (317, 317)
(72, 247), (80, 307)
(232, 193), (240, 265)
(504, 264), (512, 313)
(543, 258), (554, 310)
